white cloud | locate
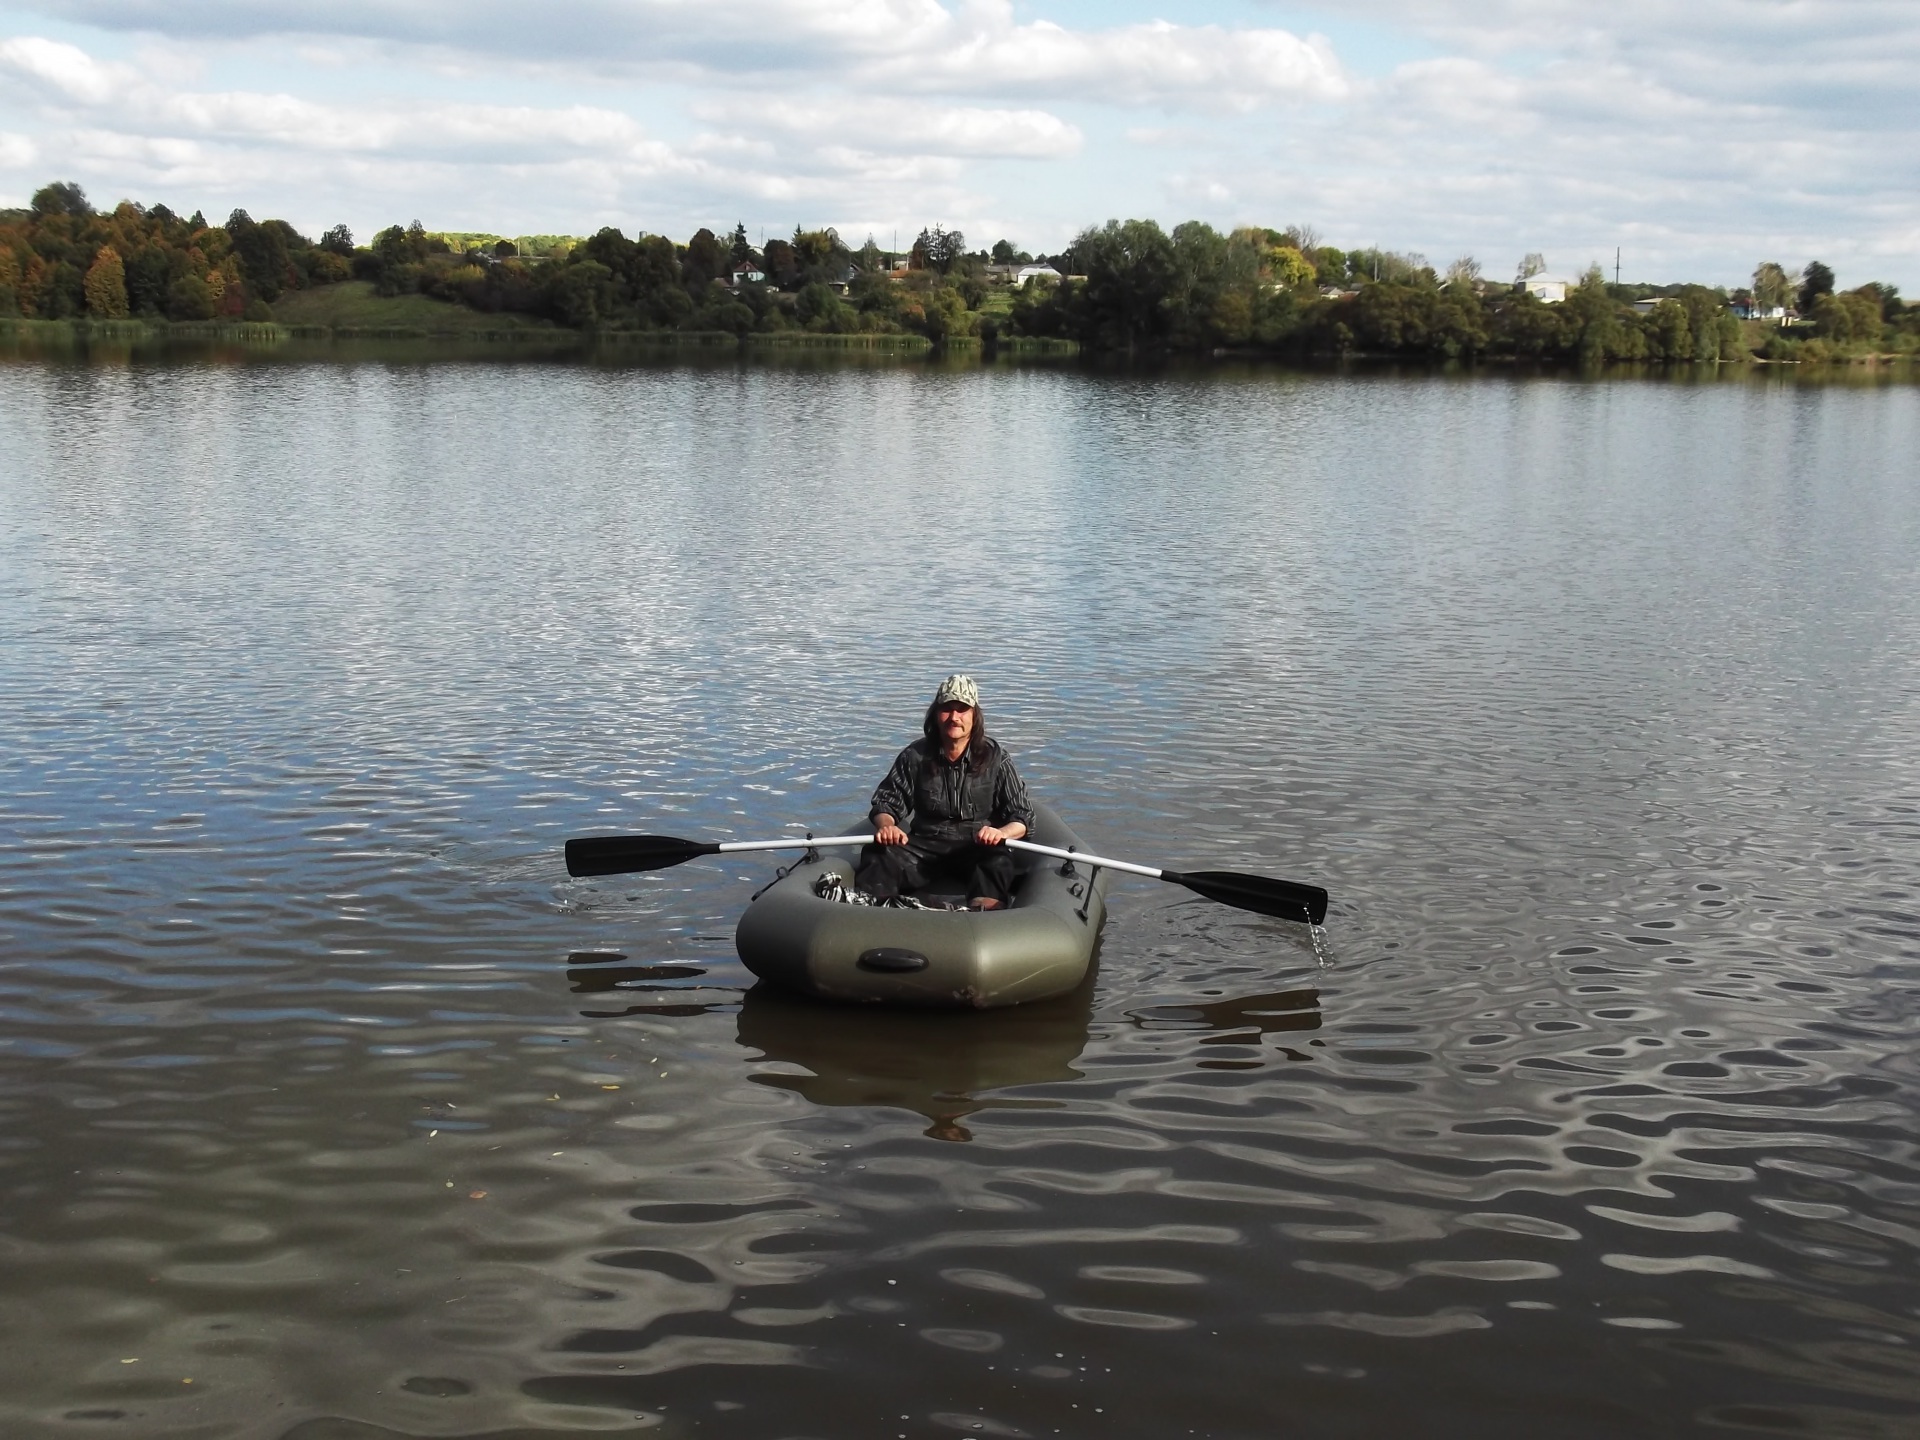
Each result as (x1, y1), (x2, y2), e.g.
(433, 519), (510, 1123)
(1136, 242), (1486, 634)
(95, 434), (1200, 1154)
(0, 130), (38, 168)
(0, 40), (672, 160)
(877, 14), (1347, 109)
(17, 1), (1348, 108)
(702, 96), (1081, 159)
(0, 29), (1023, 240)
(0, 34), (126, 102)
(2, 4), (1916, 285)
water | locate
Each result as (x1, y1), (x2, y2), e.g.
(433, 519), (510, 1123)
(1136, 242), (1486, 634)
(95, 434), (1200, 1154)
(2, 351), (1917, 1438)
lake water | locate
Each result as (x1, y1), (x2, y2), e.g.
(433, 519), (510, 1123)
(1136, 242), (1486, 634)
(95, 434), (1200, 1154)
(2, 348), (1917, 1439)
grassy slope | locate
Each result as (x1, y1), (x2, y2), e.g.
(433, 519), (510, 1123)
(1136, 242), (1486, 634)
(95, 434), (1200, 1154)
(270, 281), (559, 334)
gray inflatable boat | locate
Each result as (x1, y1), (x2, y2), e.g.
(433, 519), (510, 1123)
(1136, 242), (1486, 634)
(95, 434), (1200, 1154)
(734, 802), (1109, 1008)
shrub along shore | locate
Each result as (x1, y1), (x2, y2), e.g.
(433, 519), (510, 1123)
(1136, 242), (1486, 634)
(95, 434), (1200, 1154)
(5, 182), (1914, 365)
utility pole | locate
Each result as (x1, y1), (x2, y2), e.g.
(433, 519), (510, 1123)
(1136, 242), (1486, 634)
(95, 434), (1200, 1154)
(1615, 247), (1621, 286)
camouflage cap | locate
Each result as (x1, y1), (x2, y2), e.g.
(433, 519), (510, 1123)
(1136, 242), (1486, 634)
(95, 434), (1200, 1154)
(932, 674), (980, 709)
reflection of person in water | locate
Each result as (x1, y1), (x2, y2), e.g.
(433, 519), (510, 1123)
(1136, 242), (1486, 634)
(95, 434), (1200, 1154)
(733, 985), (1319, 1141)
(735, 983), (1092, 1142)
(857, 674), (1033, 911)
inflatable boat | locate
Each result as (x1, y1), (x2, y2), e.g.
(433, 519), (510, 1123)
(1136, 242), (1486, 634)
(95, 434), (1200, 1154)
(734, 801), (1109, 1008)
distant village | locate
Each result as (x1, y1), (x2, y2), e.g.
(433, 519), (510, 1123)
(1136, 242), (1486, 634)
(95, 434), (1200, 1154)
(5, 183), (1910, 362)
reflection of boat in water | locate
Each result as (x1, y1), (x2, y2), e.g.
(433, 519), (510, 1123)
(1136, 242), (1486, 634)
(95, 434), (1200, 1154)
(734, 979), (1095, 1141)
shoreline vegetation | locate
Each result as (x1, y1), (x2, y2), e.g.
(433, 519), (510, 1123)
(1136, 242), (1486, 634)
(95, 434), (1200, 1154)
(4, 181), (1915, 367)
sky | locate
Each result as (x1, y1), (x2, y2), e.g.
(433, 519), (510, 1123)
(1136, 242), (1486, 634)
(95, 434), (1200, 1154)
(1, 0), (1916, 290)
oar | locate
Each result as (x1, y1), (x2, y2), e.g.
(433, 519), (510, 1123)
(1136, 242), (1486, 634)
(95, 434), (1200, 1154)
(1005, 837), (1328, 925)
(564, 832), (872, 879)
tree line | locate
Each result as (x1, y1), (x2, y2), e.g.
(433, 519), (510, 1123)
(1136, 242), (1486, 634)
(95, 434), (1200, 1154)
(1, 181), (353, 323)
(1013, 221), (1915, 362)
(5, 181), (1914, 362)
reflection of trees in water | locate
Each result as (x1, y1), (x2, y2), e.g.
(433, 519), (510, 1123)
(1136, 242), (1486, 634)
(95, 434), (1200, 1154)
(734, 983), (1095, 1142)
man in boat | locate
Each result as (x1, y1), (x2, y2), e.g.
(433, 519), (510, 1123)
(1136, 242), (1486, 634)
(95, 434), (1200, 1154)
(857, 674), (1033, 911)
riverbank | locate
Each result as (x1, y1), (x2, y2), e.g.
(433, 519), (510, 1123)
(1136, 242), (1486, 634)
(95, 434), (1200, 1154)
(0, 308), (1082, 357)
(7, 309), (1913, 374)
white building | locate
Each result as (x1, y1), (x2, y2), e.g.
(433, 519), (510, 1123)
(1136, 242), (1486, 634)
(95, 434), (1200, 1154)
(1520, 274), (1573, 303)
(1012, 264), (1064, 288)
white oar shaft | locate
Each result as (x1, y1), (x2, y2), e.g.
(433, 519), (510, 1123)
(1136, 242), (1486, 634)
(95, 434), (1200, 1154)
(1005, 837), (1165, 881)
(713, 835), (873, 855)
(710, 834), (1167, 882)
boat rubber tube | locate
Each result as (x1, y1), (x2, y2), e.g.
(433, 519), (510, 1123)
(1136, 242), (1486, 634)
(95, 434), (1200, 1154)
(734, 801), (1108, 1009)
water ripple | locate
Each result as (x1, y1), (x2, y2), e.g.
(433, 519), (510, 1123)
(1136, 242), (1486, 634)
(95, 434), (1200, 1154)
(1, 358), (1917, 1437)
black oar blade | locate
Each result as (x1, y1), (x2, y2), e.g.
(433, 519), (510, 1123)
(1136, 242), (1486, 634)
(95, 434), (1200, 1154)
(1170, 869), (1329, 925)
(565, 834), (719, 878)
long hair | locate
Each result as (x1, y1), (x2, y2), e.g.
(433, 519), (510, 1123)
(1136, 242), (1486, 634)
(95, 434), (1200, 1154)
(922, 702), (994, 766)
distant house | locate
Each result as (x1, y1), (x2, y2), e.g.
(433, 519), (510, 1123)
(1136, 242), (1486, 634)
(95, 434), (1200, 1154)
(1631, 298), (1663, 315)
(1520, 274), (1572, 303)
(730, 264), (766, 288)
(1012, 264), (1063, 288)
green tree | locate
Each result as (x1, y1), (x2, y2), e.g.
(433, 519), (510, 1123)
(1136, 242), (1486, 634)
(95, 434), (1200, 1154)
(913, 225), (965, 274)
(1810, 289), (1883, 345)
(1492, 291), (1567, 356)
(794, 281), (854, 332)
(1852, 282), (1901, 322)
(225, 209), (294, 301)
(688, 284), (755, 335)
(1647, 299), (1691, 359)
(1166, 220), (1227, 347)
(1562, 267), (1621, 364)
(165, 272), (216, 321)
(368, 224), (430, 294)
(1068, 218), (1177, 352)
(683, 228), (725, 285)
(1266, 244), (1316, 291)
(1751, 261), (1791, 311)
(1343, 282), (1488, 357)
(1672, 286), (1741, 361)
(549, 260), (613, 327)
(762, 238), (798, 288)
(792, 227), (844, 270)
(1797, 261), (1834, 313)
(41, 260), (85, 318)
(584, 227), (637, 278)
(121, 244), (171, 315)
(31, 181), (91, 217)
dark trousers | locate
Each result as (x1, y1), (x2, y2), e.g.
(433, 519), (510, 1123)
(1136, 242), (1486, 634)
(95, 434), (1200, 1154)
(855, 835), (1017, 906)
